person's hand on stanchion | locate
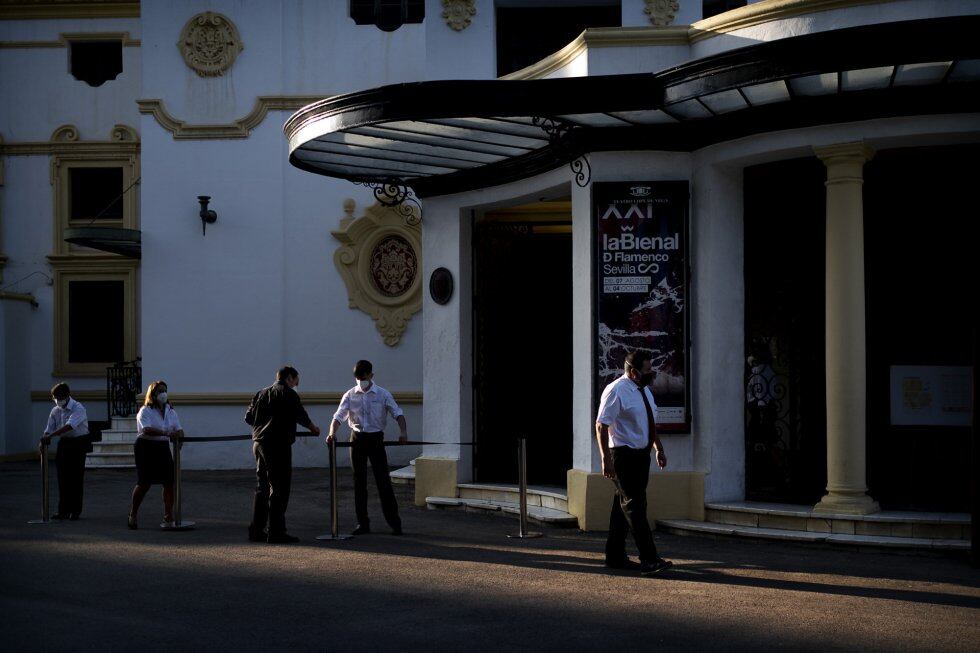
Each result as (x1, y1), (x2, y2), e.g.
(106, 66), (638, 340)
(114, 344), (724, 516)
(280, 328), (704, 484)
(39, 435), (51, 450)
(398, 433), (408, 444)
(325, 432), (335, 445)
(310, 423), (321, 437)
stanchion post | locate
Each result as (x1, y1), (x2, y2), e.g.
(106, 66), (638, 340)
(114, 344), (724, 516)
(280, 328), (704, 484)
(28, 442), (52, 525)
(508, 437), (542, 539)
(161, 435), (195, 531)
(317, 437), (351, 541)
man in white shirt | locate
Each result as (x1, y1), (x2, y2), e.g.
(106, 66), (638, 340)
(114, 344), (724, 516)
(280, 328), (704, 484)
(595, 351), (672, 576)
(41, 383), (90, 520)
(328, 359), (407, 535)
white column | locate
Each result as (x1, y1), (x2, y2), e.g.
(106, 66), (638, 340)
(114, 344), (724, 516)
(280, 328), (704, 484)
(813, 142), (879, 515)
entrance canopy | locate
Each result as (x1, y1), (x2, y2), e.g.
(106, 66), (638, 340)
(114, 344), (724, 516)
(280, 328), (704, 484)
(285, 17), (980, 198)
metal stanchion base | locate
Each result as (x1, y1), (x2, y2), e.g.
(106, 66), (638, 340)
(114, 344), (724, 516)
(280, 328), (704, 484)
(28, 519), (55, 525)
(315, 533), (353, 541)
(160, 520), (196, 531)
(507, 531), (543, 539)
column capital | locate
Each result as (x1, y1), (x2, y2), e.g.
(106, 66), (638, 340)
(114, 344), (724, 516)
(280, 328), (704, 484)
(814, 141), (875, 167)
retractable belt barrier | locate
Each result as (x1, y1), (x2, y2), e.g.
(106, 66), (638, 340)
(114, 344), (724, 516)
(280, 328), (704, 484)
(28, 434), (544, 541)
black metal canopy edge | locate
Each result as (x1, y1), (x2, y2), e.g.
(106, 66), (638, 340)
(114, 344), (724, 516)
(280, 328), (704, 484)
(285, 15), (980, 198)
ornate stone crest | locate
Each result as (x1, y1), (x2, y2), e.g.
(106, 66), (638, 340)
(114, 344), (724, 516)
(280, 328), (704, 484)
(644, 0), (679, 27)
(332, 199), (422, 347)
(177, 11), (243, 77)
(442, 0), (476, 31)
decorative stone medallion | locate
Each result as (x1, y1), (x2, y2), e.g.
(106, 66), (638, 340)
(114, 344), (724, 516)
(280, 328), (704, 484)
(177, 11), (243, 77)
(442, 0), (476, 31)
(644, 0), (679, 27)
(370, 235), (418, 298)
(332, 199), (423, 347)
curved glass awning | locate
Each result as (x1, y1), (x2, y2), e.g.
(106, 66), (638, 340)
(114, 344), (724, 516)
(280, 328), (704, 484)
(285, 16), (980, 198)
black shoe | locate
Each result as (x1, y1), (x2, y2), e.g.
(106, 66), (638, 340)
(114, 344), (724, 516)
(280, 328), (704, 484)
(68, 513), (80, 521)
(351, 524), (371, 536)
(605, 558), (640, 570)
(127, 515), (138, 530)
(247, 529), (266, 542)
(51, 513), (68, 520)
(391, 526), (403, 536)
(640, 558), (673, 576)
(267, 533), (300, 544)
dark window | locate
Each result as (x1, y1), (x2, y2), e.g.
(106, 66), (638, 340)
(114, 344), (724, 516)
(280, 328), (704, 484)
(68, 280), (125, 363)
(69, 41), (123, 87)
(69, 168), (124, 221)
(496, 4), (620, 77)
(702, 0), (747, 20)
(350, 0), (424, 32)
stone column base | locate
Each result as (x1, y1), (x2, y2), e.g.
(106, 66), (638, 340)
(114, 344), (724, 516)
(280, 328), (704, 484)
(413, 457), (458, 507)
(567, 468), (705, 531)
(812, 491), (880, 516)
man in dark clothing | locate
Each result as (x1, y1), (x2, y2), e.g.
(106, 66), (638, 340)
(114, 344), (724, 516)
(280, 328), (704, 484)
(245, 366), (320, 543)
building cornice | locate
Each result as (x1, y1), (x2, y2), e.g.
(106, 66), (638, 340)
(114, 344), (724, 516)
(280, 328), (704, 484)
(0, 1), (139, 20)
(30, 390), (424, 405)
(504, 0), (896, 79)
(0, 124), (139, 156)
(137, 96), (329, 140)
(0, 31), (139, 48)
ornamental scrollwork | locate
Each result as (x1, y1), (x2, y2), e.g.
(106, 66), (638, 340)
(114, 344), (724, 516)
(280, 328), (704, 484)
(442, 0), (477, 31)
(177, 11), (243, 77)
(331, 199), (423, 347)
(644, 0), (679, 27)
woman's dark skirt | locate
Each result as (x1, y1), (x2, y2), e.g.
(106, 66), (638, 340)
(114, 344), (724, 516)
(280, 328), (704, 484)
(134, 438), (174, 486)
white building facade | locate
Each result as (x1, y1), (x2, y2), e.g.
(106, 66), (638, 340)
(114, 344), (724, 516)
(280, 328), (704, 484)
(2, 1), (977, 538)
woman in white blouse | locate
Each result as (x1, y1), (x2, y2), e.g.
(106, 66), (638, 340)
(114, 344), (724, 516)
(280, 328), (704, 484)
(128, 381), (183, 529)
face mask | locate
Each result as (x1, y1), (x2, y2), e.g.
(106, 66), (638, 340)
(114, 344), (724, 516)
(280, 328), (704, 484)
(55, 399), (68, 408)
(156, 392), (168, 405)
(357, 378), (371, 391)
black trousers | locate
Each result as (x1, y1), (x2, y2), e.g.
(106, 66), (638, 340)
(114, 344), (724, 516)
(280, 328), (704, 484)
(250, 440), (292, 537)
(351, 432), (401, 529)
(605, 446), (659, 564)
(56, 436), (87, 516)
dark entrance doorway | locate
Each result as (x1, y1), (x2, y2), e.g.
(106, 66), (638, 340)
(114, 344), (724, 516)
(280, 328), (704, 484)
(473, 202), (573, 487)
(865, 145), (976, 512)
(743, 158), (828, 504)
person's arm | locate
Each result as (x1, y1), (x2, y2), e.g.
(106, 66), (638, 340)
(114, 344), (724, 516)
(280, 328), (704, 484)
(595, 423), (615, 479)
(291, 389), (319, 435)
(244, 391), (260, 426)
(385, 391), (408, 442)
(646, 389), (667, 469)
(41, 411), (66, 445)
(327, 392), (351, 444)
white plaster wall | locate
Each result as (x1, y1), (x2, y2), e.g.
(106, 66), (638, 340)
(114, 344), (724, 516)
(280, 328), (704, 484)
(139, 1), (427, 469)
(425, 0), (496, 80)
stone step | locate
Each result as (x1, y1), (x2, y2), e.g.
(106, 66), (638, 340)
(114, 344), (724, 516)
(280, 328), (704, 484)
(426, 496), (578, 527)
(457, 483), (569, 513)
(86, 452), (136, 468)
(704, 501), (970, 540)
(100, 430), (139, 442)
(658, 519), (970, 551)
(90, 441), (134, 454)
(390, 465), (415, 485)
(85, 463), (137, 470)
(112, 417), (138, 430)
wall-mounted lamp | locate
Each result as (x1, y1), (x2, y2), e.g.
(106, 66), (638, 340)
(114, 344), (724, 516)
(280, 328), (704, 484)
(198, 195), (217, 236)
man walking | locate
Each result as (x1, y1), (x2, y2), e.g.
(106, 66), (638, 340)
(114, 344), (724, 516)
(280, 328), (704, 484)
(41, 383), (90, 520)
(246, 366), (320, 543)
(328, 360), (407, 536)
(595, 351), (673, 576)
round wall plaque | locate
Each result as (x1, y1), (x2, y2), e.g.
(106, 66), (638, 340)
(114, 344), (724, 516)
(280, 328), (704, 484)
(429, 267), (454, 305)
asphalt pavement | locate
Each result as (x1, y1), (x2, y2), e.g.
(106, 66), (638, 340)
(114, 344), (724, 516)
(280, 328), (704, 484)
(1, 462), (978, 652)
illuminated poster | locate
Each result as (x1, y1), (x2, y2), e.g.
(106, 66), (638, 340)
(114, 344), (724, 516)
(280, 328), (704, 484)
(890, 365), (973, 426)
(593, 181), (690, 432)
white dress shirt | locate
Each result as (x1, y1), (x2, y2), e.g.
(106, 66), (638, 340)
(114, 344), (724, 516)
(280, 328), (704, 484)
(44, 398), (89, 438)
(596, 375), (659, 449)
(333, 383), (403, 433)
(136, 404), (182, 442)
